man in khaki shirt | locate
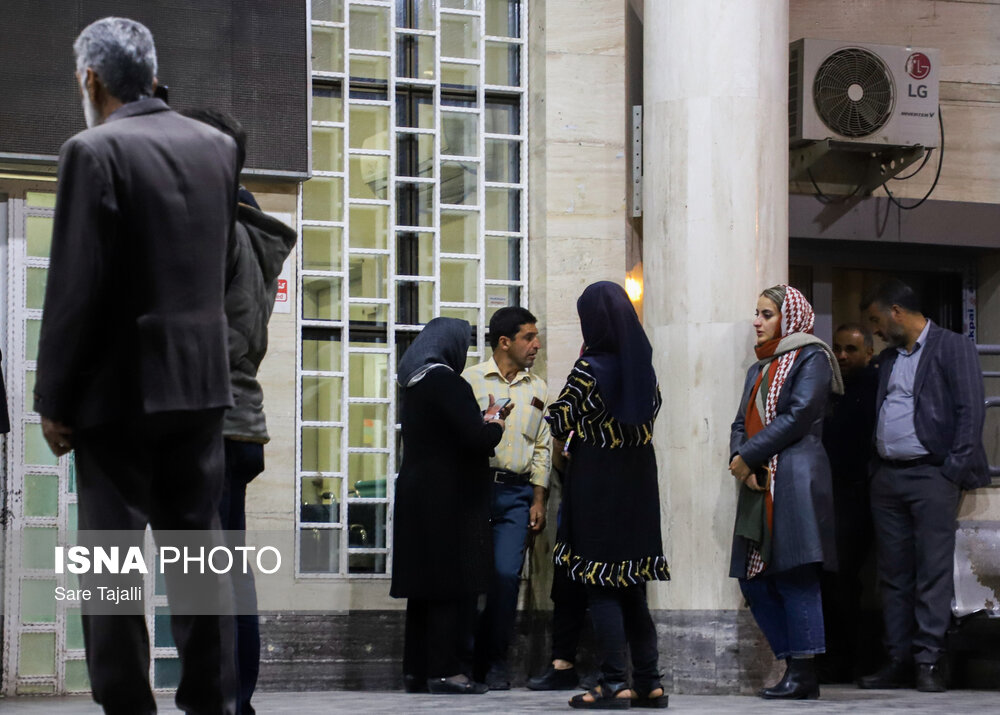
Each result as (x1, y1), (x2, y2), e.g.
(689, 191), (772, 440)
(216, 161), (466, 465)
(463, 307), (551, 689)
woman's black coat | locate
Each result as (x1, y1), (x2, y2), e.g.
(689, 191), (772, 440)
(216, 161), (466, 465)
(729, 344), (837, 577)
(390, 367), (503, 599)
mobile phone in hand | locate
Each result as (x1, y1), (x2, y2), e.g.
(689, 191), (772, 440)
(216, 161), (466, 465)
(493, 397), (511, 410)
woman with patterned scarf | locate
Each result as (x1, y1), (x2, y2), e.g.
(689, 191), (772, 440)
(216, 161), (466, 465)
(728, 285), (843, 700)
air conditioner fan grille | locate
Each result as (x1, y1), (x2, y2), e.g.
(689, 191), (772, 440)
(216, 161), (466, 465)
(813, 48), (894, 138)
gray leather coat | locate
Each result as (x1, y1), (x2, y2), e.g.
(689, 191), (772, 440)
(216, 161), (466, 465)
(729, 345), (837, 578)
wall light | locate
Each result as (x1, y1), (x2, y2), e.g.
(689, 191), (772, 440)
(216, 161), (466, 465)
(625, 274), (643, 303)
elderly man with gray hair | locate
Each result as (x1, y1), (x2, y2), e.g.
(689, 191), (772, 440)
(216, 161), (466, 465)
(35, 16), (239, 714)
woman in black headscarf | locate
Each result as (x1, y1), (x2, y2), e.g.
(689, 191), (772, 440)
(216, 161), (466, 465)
(391, 317), (508, 694)
(548, 282), (670, 709)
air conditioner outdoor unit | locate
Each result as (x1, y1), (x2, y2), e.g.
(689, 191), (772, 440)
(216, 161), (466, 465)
(789, 38), (940, 149)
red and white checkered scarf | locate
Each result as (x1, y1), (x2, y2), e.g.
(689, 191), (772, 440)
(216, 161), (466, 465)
(744, 286), (821, 578)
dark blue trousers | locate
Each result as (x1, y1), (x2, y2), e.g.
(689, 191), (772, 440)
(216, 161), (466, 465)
(740, 564), (826, 660)
(220, 439), (264, 715)
(475, 480), (534, 678)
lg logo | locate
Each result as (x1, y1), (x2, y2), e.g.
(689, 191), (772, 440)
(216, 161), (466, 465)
(905, 52), (931, 99)
(906, 52), (931, 80)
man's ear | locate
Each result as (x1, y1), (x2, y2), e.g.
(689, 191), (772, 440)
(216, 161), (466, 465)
(84, 68), (104, 106)
(889, 304), (903, 321)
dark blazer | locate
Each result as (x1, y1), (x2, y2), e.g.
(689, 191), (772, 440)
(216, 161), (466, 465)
(874, 321), (989, 490)
(390, 368), (503, 599)
(729, 345), (837, 577)
(34, 99), (238, 428)
(823, 365), (878, 483)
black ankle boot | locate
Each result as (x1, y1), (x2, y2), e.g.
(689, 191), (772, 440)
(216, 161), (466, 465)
(761, 657), (819, 700)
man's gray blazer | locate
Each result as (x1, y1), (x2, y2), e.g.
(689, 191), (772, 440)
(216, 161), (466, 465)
(34, 98), (238, 428)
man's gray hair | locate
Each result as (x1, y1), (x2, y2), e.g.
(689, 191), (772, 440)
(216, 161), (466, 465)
(74, 17), (157, 103)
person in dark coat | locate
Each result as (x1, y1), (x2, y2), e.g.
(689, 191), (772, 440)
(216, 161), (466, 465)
(182, 108), (298, 715)
(818, 324), (878, 683)
(729, 285), (843, 700)
(547, 281), (670, 710)
(391, 317), (508, 695)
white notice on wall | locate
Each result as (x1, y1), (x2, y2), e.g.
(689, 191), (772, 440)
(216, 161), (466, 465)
(267, 212), (295, 314)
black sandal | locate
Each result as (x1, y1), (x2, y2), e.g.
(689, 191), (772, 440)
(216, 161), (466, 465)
(568, 683), (632, 710)
(631, 686), (669, 709)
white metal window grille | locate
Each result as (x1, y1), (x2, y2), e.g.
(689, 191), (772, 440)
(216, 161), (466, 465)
(297, 0), (528, 576)
(1, 190), (179, 696)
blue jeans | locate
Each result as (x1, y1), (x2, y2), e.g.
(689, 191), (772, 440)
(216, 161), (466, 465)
(739, 564), (826, 659)
(474, 480), (534, 678)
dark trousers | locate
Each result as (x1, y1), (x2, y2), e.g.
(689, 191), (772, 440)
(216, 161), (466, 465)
(870, 463), (960, 665)
(585, 583), (659, 691)
(820, 479), (874, 674)
(74, 409), (236, 715)
(551, 565), (588, 663)
(404, 597), (478, 679)
(220, 440), (264, 715)
(475, 480), (534, 677)
(740, 564), (826, 659)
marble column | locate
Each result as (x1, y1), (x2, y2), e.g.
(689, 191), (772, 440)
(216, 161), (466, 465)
(643, 0), (789, 619)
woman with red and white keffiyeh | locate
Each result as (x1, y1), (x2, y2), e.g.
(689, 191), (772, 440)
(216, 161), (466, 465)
(728, 285), (844, 700)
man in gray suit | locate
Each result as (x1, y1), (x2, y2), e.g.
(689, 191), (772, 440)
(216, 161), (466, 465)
(858, 279), (988, 693)
(35, 17), (238, 714)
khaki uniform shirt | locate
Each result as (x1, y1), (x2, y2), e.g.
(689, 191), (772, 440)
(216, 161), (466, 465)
(462, 357), (552, 489)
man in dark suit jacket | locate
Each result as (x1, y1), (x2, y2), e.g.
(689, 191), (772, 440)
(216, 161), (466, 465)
(858, 279), (988, 694)
(35, 17), (238, 715)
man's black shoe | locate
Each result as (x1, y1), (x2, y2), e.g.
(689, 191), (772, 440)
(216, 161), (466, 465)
(915, 662), (947, 693)
(526, 664), (579, 691)
(857, 658), (914, 689)
(484, 666), (511, 691)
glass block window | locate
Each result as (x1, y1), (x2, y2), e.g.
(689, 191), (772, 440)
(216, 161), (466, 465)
(299, 0), (527, 576)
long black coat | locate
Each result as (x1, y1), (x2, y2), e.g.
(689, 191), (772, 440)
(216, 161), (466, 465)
(729, 345), (837, 577)
(390, 368), (503, 599)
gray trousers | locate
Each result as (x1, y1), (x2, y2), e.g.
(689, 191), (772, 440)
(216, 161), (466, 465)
(870, 463), (960, 665)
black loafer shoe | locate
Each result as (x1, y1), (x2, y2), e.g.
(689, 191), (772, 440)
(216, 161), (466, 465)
(857, 658), (914, 689)
(916, 663), (947, 693)
(527, 664), (580, 691)
(427, 675), (488, 694)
